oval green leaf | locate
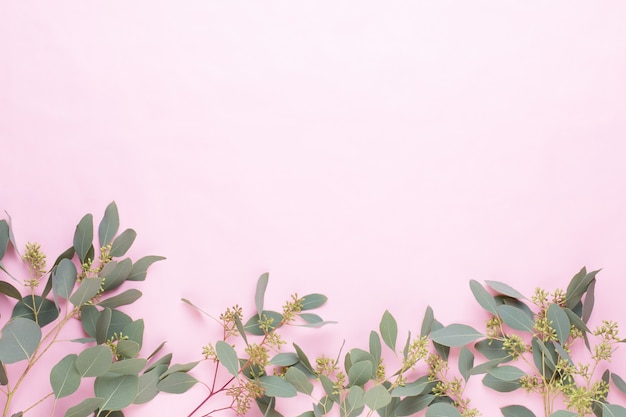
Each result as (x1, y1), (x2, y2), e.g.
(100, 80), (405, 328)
(157, 372), (198, 394)
(301, 293), (328, 310)
(547, 304), (570, 346)
(470, 280), (498, 315)
(52, 259), (77, 301)
(364, 384), (392, 410)
(70, 277), (102, 306)
(0, 318), (42, 363)
(498, 305), (535, 333)
(430, 324), (483, 347)
(485, 280), (526, 300)
(127, 255), (165, 281)
(94, 374), (138, 410)
(99, 202), (119, 247)
(285, 367), (313, 395)
(259, 375), (297, 398)
(50, 354), (81, 398)
(379, 310), (397, 351)
(64, 398), (105, 417)
(425, 402), (463, 417)
(73, 213), (93, 263)
(501, 405), (536, 417)
(75, 345), (112, 377)
(215, 340), (239, 376)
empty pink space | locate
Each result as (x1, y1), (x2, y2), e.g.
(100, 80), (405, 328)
(1, 2), (626, 416)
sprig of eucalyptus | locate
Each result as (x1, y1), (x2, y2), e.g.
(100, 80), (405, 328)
(182, 273), (335, 417)
(0, 203), (187, 417)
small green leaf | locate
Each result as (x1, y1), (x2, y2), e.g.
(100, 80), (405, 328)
(549, 411), (577, 417)
(94, 374), (138, 410)
(488, 366), (525, 382)
(369, 331), (381, 364)
(391, 376), (433, 397)
(565, 267), (597, 309)
(485, 280), (526, 299)
(0, 281), (21, 300)
(0, 220), (9, 260)
(498, 305), (534, 333)
(582, 277), (596, 323)
(52, 259), (77, 301)
(215, 341), (239, 376)
(244, 311), (283, 335)
(108, 358), (147, 375)
(0, 318), (42, 363)
(75, 345), (113, 377)
(501, 405), (536, 417)
(64, 398), (105, 417)
(420, 306), (434, 337)
(364, 384), (392, 410)
(395, 394), (434, 416)
(458, 347), (474, 381)
(348, 361), (373, 387)
(50, 354), (81, 398)
(133, 370), (160, 404)
(255, 272), (269, 316)
(425, 402), (463, 417)
(158, 361), (199, 380)
(116, 340), (140, 359)
(99, 202), (120, 247)
(285, 367), (313, 395)
(157, 372), (198, 394)
(101, 259), (133, 291)
(293, 343), (314, 374)
(12, 295), (59, 327)
(259, 375), (297, 397)
(270, 352), (299, 366)
(379, 310), (398, 351)
(70, 277), (102, 306)
(470, 280), (498, 315)
(301, 294), (328, 310)
(80, 305), (99, 338)
(474, 339), (511, 361)
(96, 308), (112, 344)
(612, 373), (626, 395)
(73, 214), (93, 263)
(602, 404), (626, 417)
(469, 358), (506, 375)
(0, 360), (7, 385)
(127, 255), (165, 281)
(98, 289), (142, 309)
(110, 229), (137, 258)
(482, 374), (521, 392)
(430, 324), (483, 347)
(547, 304), (570, 346)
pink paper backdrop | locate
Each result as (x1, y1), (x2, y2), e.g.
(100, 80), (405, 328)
(2, 2), (626, 416)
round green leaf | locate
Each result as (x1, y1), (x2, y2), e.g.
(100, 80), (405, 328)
(364, 384), (392, 410)
(259, 375), (297, 398)
(108, 358), (147, 375)
(12, 295), (59, 327)
(75, 345), (112, 377)
(50, 354), (81, 398)
(133, 370), (160, 404)
(0, 318), (42, 364)
(348, 360), (373, 387)
(52, 258), (77, 301)
(285, 367), (313, 395)
(425, 402), (463, 417)
(157, 372), (198, 394)
(94, 374), (138, 411)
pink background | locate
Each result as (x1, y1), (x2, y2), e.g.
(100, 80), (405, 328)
(2, 2), (626, 416)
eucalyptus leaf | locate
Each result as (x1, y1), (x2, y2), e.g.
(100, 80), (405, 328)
(612, 373), (626, 395)
(0, 220), (9, 260)
(485, 280), (526, 300)
(0, 318), (42, 364)
(157, 372), (198, 394)
(69, 277), (102, 306)
(582, 278), (596, 323)
(244, 311), (283, 335)
(379, 310), (398, 351)
(108, 358), (147, 375)
(98, 289), (142, 309)
(547, 304), (570, 346)
(50, 354), (81, 398)
(122, 319), (144, 347)
(301, 293), (328, 310)
(259, 375), (297, 398)
(488, 365), (525, 382)
(12, 295), (59, 327)
(348, 360), (373, 387)
(364, 384), (392, 410)
(80, 305), (99, 338)
(549, 412), (577, 417)
(395, 394), (434, 416)
(133, 370), (160, 404)
(52, 258), (77, 301)
(425, 402), (463, 417)
(64, 398), (105, 417)
(470, 280), (499, 315)
(501, 405), (536, 417)
(482, 374), (521, 392)
(391, 376), (433, 397)
(0, 361), (7, 385)
(255, 272), (269, 316)
(75, 345), (113, 377)
(127, 255), (165, 281)
(421, 305), (434, 337)
(430, 324), (483, 347)
(116, 340), (140, 358)
(498, 305), (535, 333)
(0, 280), (21, 300)
(96, 307), (112, 344)
(215, 340), (239, 376)
(285, 367), (313, 395)
(369, 331), (382, 364)
(110, 229), (137, 258)
(565, 267), (597, 309)
(73, 213), (93, 263)
(94, 374), (138, 411)
(458, 347), (474, 381)
(468, 358), (506, 376)
(101, 259), (133, 291)
(602, 404), (626, 417)
(99, 201), (120, 247)
(474, 339), (511, 361)
(270, 352), (299, 366)
(158, 361), (199, 380)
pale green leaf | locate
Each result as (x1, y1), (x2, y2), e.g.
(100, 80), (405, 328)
(94, 374), (138, 411)
(270, 352), (299, 366)
(430, 324), (483, 347)
(157, 372), (198, 394)
(425, 402), (463, 417)
(501, 405), (536, 417)
(379, 310), (397, 351)
(0, 318), (42, 363)
(391, 376), (433, 397)
(108, 358), (147, 375)
(101, 259), (132, 291)
(133, 370), (160, 404)
(547, 304), (570, 346)
(255, 272), (269, 316)
(110, 228), (137, 257)
(216, 340), (239, 376)
(98, 289), (142, 309)
(127, 255), (165, 281)
(420, 305), (434, 337)
(301, 294), (328, 310)
(69, 277), (102, 306)
(64, 398), (105, 417)
(285, 367), (313, 395)
(99, 202), (119, 247)
(485, 280), (526, 299)
(73, 213), (93, 263)
(348, 361), (373, 387)
(603, 403), (626, 417)
(50, 354), (81, 398)
(488, 366), (525, 382)
(498, 305), (534, 333)
(364, 384), (392, 410)
(549, 411), (577, 417)
(369, 331), (381, 364)
(75, 345), (112, 377)
(259, 375), (297, 397)
(458, 347), (474, 381)
(158, 361), (199, 380)
(470, 280), (498, 315)
(395, 394), (434, 416)
(52, 259), (77, 301)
